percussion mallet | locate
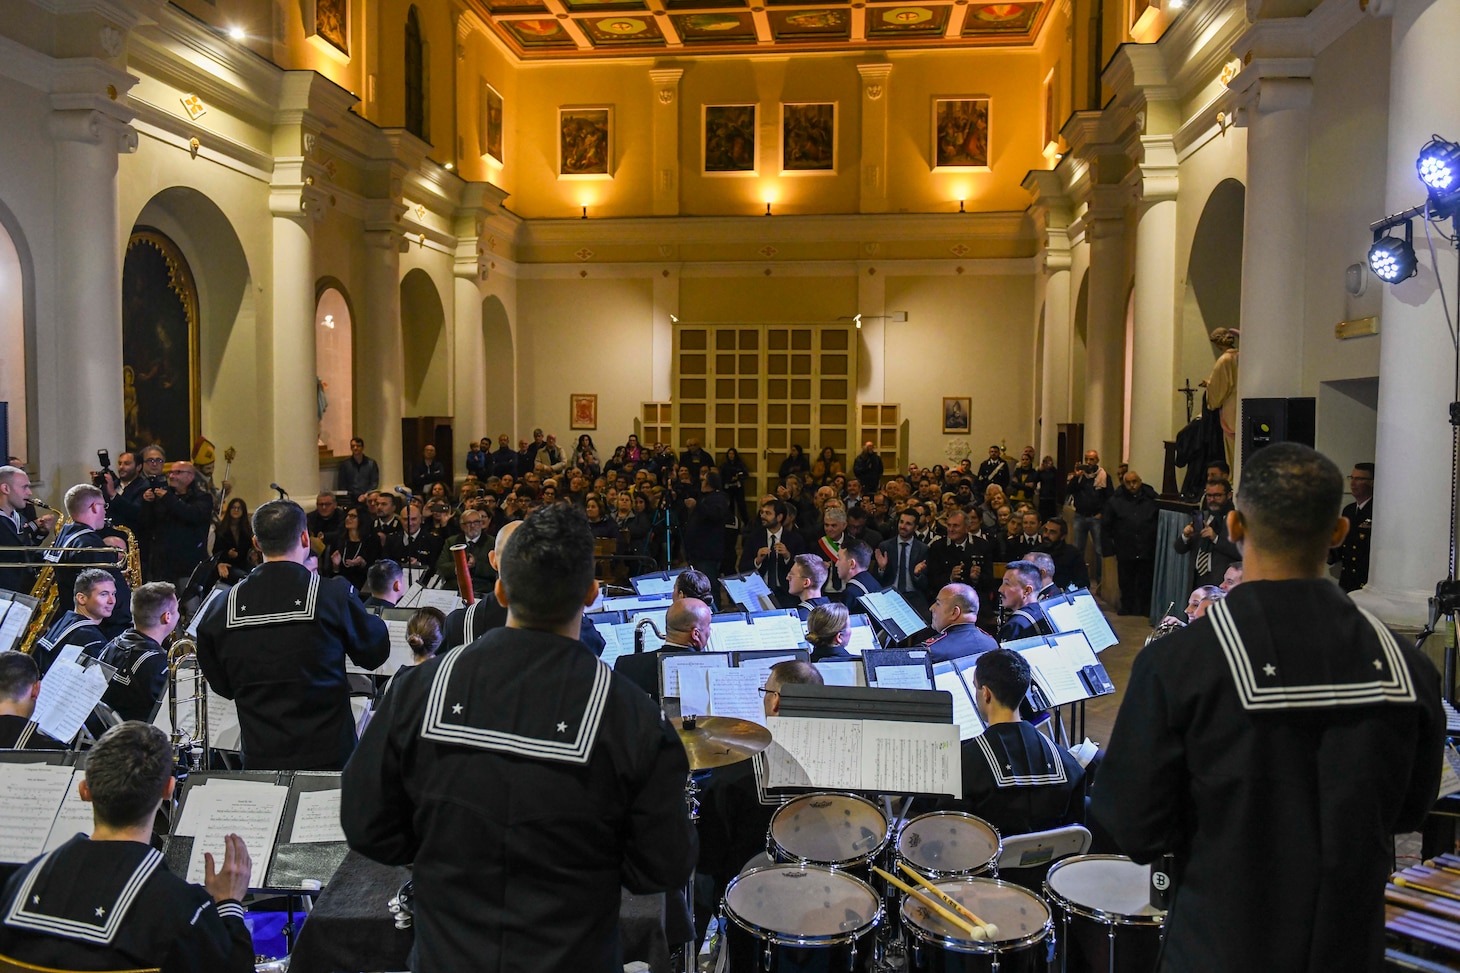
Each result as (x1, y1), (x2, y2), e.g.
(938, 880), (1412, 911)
(871, 866), (985, 941)
(897, 861), (1000, 938)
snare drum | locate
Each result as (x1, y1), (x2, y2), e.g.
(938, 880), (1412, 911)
(767, 792), (889, 878)
(895, 811), (1002, 880)
(1043, 855), (1166, 973)
(901, 877), (1053, 973)
(720, 864), (883, 972)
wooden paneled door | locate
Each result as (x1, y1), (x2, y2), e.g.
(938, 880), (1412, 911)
(673, 323), (858, 500)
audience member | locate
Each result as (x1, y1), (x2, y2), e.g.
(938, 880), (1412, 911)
(874, 510), (930, 607)
(740, 499), (805, 604)
(141, 460), (211, 585)
(433, 509), (495, 594)
(1066, 450), (1111, 594)
(1329, 462), (1374, 592)
(1102, 469), (1160, 616)
(326, 506), (381, 592)
(337, 437), (380, 507)
(442, 521), (519, 651)
(1175, 478), (1241, 588)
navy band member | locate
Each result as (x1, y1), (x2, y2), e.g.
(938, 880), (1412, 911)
(196, 499), (390, 770)
(836, 540), (882, 615)
(0, 651), (66, 750)
(996, 561), (1052, 642)
(0, 722), (254, 972)
(0, 466), (54, 595)
(1092, 443), (1444, 973)
(97, 582), (177, 724)
(614, 596), (711, 702)
(924, 583), (998, 663)
(47, 483), (134, 640)
(34, 567), (115, 677)
(343, 503), (697, 973)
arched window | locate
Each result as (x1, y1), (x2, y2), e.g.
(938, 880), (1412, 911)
(404, 6), (428, 142)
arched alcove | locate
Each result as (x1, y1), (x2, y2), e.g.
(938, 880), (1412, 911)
(0, 204), (31, 464)
(315, 281), (355, 456)
(1182, 179), (1246, 387)
(482, 295), (514, 436)
(401, 268), (447, 416)
(1071, 271), (1089, 422)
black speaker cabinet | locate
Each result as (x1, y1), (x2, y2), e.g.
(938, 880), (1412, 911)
(1241, 397), (1315, 463)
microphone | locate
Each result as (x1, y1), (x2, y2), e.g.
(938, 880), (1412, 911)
(270, 483), (288, 500)
(395, 486), (414, 499)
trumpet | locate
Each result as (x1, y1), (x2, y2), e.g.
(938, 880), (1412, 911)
(167, 634), (210, 771)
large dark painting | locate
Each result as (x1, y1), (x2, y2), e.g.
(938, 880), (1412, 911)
(122, 229), (198, 460)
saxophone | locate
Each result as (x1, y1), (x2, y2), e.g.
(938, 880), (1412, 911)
(18, 501), (69, 656)
(110, 523), (143, 589)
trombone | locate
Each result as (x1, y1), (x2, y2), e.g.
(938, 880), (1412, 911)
(166, 632), (210, 772)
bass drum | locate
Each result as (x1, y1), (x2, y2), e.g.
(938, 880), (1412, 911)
(895, 811), (1002, 880)
(720, 864), (883, 972)
(767, 792), (889, 881)
(1043, 855), (1165, 973)
(902, 877), (1052, 973)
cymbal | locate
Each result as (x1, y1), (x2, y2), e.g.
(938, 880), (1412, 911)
(672, 716), (772, 770)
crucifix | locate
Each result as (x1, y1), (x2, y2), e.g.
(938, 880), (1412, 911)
(1177, 379), (1198, 424)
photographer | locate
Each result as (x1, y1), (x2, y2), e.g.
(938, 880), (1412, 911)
(100, 448), (149, 538)
(1065, 449), (1111, 594)
(140, 459), (212, 585)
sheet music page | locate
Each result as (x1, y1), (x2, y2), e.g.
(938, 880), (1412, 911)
(1070, 593), (1118, 652)
(0, 601), (31, 650)
(706, 668), (766, 726)
(678, 668), (711, 717)
(597, 624), (633, 670)
(185, 780), (289, 888)
(187, 586), (229, 637)
(762, 717), (864, 790)
(415, 589), (464, 613)
(733, 653), (799, 685)
(707, 619), (759, 655)
(867, 590), (926, 637)
(659, 653), (730, 698)
(289, 789), (346, 844)
(207, 688), (241, 751)
(846, 624), (877, 657)
(349, 620), (414, 675)
(606, 595), (673, 611)
(0, 763), (74, 863)
(632, 576), (675, 596)
(720, 577), (750, 607)
(814, 660), (865, 687)
(934, 667), (984, 741)
(628, 608), (668, 634)
(1019, 642), (1088, 707)
(1049, 631), (1100, 671)
(43, 771), (93, 851)
(751, 614), (806, 650)
(872, 665), (932, 690)
(860, 720), (962, 796)
(33, 659), (108, 742)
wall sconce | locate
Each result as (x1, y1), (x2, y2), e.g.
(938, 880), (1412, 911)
(765, 201), (773, 216)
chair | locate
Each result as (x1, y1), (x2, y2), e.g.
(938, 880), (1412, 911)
(996, 824), (1092, 890)
(593, 538), (618, 583)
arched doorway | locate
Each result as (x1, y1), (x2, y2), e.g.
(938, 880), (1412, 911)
(400, 269), (446, 416)
(482, 295), (514, 437)
(0, 206), (30, 465)
(1182, 179), (1245, 388)
(315, 282), (354, 457)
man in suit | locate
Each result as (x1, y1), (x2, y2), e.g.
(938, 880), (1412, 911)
(614, 597), (711, 702)
(739, 499), (806, 605)
(1328, 463), (1373, 592)
(874, 510), (930, 608)
(1174, 479), (1242, 588)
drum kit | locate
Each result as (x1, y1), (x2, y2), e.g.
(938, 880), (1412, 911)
(672, 715), (1170, 973)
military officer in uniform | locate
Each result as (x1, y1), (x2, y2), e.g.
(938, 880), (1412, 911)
(1328, 462), (1373, 591)
(997, 561), (1053, 642)
(196, 499), (389, 770)
(342, 503), (697, 973)
(0, 651), (66, 750)
(923, 584), (998, 663)
(924, 510), (991, 592)
(0, 722), (254, 971)
(975, 445), (1011, 498)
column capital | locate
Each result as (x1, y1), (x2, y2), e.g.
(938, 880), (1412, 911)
(1137, 134), (1179, 204)
(857, 62), (892, 101)
(1023, 170), (1074, 272)
(270, 159), (329, 224)
(649, 68), (684, 104)
(49, 107), (138, 154)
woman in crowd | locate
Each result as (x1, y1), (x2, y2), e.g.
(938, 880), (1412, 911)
(624, 434), (645, 464)
(806, 603), (853, 662)
(584, 494), (619, 541)
(571, 434), (597, 469)
(627, 490), (654, 554)
(779, 444), (810, 483)
(213, 497), (255, 580)
(811, 447), (842, 487)
(605, 446), (627, 476)
(1036, 455), (1061, 521)
(1010, 453), (1038, 506)
(425, 481), (450, 505)
(327, 506), (380, 591)
(719, 447), (749, 522)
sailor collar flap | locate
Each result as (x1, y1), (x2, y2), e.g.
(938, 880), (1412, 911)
(226, 569), (320, 627)
(5, 845), (162, 945)
(974, 725), (1068, 788)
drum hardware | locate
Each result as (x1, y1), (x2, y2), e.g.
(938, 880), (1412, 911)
(898, 875), (1053, 973)
(720, 864), (883, 973)
(894, 811), (1002, 882)
(1044, 855), (1166, 973)
(388, 879), (415, 930)
(767, 792), (889, 881)
(875, 866), (989, 941)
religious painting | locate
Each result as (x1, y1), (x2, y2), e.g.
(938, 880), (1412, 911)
(781, 103), (836, 174)
(768, 8), (850, 40)
(866, 5), (949, 38)
(672, 12), (757, 41)
(559, 107), (613, 178)
(961, 1), (1040, 34)
(582, 14), (666, 44)
(942, 397), (971, 434)
(571, 394), (598, 430)
(485, 84), (504, 163)
(502, 18), (576, 49)
(932, 97), (991, 171)
(122, 229), (199, 461)
(703, 105), (758, 175)
(307, 0), (349, 56)
(1042, 74), (1056, 149)
(478, 0), (549, 11)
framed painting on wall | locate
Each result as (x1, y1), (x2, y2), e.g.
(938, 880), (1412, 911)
(123, 228), (199, 461)
(942, 397), (971, 434)
(781, 102), (836, 174)
(485, 84), (505, 163)
(571, 394), (598, 430)
(931, 97), (991, 171)
(559, 107), (613, 178)
(703, 105), (758, 175)
(307, 0), (350, 57)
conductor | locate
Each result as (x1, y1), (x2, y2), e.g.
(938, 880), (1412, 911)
(342, 504), (697, 973)
(1091, 443), (1444, 972)
(196, 499), (389, 770)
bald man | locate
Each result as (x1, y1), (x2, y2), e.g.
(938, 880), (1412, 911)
(923, 583), (998, 663)
(614, 598), (712, 702)
(141, 459), (212, 585)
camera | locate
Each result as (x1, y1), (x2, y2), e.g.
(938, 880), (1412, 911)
(97, 449), (111, 471)
(91, 449), (116, 492)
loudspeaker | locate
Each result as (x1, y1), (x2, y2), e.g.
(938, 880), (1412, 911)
(1241, 397), (1315, 463)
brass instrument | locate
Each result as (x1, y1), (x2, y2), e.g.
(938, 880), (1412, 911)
(633, 614), (665, 654)
(167, 633), (209, 770)
(110, 523), (143, 589)
(1143, 619), (1186, 648)
(18, 500), (69, 656)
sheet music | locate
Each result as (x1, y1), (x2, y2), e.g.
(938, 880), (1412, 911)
(659, 653), (730, 698)
(628, 608), (668, 634)
(597, 624), (633, 669)
(846, 623), (877, 657)
(0, 763), (74, 863)
(934, 666), (984, 741)
(678, 668), (711, 717)
(1048, 630), (1101, 671)
(43, 772), (93, 851)
(184, 780), (289, 888)
(632, 575), (675, 596)
(207, 688), (242, 751)
(606, 595), (673, 612)
(861, 720), (962, 796)
(33, 658), (108, 742)
(349, 619), (414, 675)
(723, 574), (774, 609)
(289, 789), (346, 844)
(413, 589), (464, 613)
(814, 660), (866, 687)
(762, 717), (864, 790)
(1045, 593), (1118, 653)
(707, 668), (767, 726)
(707, 619), (760, 655)
(751, 613), (806, 649)
(873, 665), (932, 690)
(1019, 642), (1089, 707)
(187, 585), (228, 637)
(733, 653), (799, 685)
(867, 590), (926, 638)
(0, 600), (32, 650)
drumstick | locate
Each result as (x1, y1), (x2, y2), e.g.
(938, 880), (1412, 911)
(897, 862), (1001, 938)
(1426, 859), (1460, 878)
(871, 866), (986, 941)
(1394, 875), (1460, 904)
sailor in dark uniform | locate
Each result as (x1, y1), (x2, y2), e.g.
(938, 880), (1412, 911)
(939, 648), (1084, 837)
(788, 554), (832, 612)
(0, 466), (54, 595)
(363, 559), (404, 610)
(924, 511), (991, 593)
(614, 597), (711, 702)
(924, 584), (999, 663)
(836, 540), (882, 615)
(96, 582), (176, 724)
(0, 722), (254, 972)
(195, 500), (389, 770)
(442, 521), (518, 651)
(997, 561), (1053, 642)
(47, 483), (133, 639)
(1328, 462), (1373, 592)
(342, 504), (697, 973)
(1092, 444), (1444, 973)
(33, 568), (115, 676)
(0, 652), (66, 750)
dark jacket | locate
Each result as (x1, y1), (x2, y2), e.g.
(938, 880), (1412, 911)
(682, 489), (730, 563)
(1102, 483), (1160, 560)
(336, 455), (380, 500)
(141, 486), (212, 582)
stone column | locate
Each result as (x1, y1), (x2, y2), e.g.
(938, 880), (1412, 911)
(268, 170), (324, 497)
(1127, 134), (1179, 481)
(1025, 172), (1074, 460)
(1081, 185), (1129, 468)
(47, 102), (136, 487)
(651, 268), (679, 402)
(857, 64), (892, 214)
(1353, 0), (1460, 627)
(358, 221), (407, 482)
(650, 69), (683, 217)
(452, 215), (488, 448)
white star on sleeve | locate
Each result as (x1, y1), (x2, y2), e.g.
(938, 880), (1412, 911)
(1373, 659), (1384, 671)
(452, 703), (463, 715)
(95, 906), (105, 918)
(1262, 664), (1277, 677)
(557, 722), (568, 733)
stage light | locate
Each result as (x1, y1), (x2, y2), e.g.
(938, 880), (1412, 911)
(1417, 138), (1460, 194)
(1368, 223), (1417, 283)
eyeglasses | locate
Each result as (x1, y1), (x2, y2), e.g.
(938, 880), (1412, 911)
(756, 686), (780, 698)
(143, 457), (164, 465)
(1349, 475), (1373, 481)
